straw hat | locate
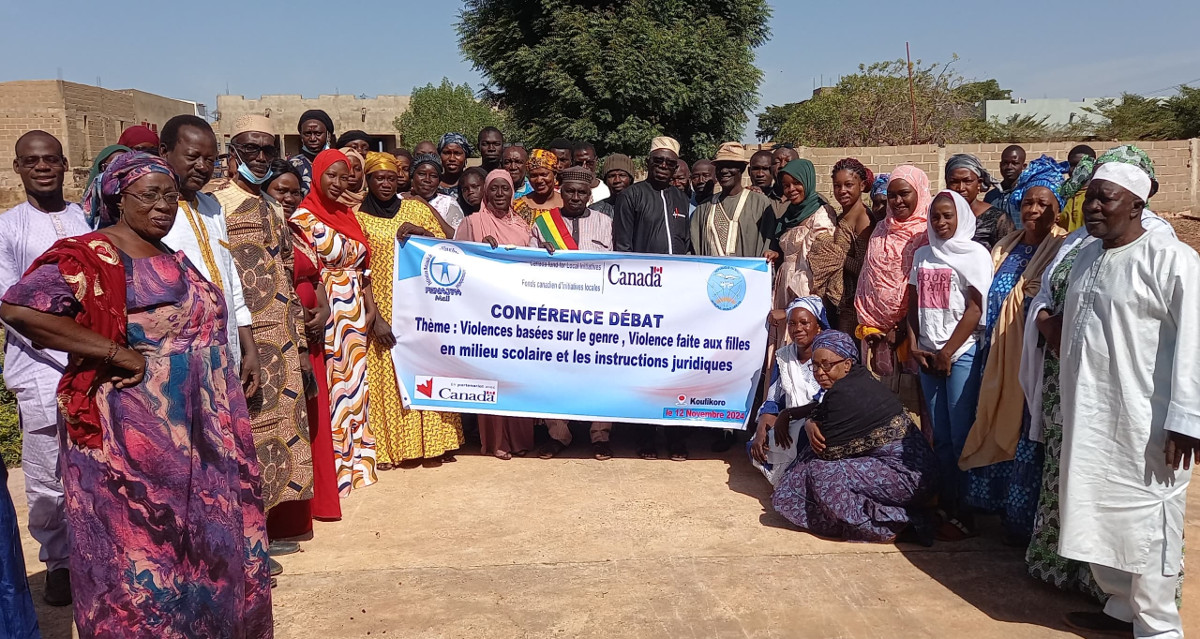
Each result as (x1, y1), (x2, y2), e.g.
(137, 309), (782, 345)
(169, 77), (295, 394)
(713, 142), (747, 164)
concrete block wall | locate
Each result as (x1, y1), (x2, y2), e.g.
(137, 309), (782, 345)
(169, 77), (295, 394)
(0, 81), (69, 193)
(745, 140), (1198, 214)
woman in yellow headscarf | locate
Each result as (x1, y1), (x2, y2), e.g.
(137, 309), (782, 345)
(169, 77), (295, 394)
(357, 151), (462, 468)
(514, 148), (563, 223)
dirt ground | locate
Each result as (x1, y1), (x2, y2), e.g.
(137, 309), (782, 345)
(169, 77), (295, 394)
(11, 429), (1200, 639)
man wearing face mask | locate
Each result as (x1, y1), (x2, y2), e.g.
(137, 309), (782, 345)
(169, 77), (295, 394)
(289, 109), (335, 196)
(211, 116), (314, 571)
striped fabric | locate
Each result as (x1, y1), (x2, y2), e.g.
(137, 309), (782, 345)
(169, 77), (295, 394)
(533, 209), (578, 250)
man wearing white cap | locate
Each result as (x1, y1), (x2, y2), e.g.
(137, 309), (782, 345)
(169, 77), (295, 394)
(211, 115), (314, 574)
(612, 136), (690, 256)
(1058, 155), (1200, 638)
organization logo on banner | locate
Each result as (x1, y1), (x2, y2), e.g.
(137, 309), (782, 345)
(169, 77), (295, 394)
(607, 264), (663, 288)
(415, 376), (498, 404)
(707, 266), (746, 311)
(422, 243), (467, 301)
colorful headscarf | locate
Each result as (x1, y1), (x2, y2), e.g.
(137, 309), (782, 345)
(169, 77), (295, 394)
(528, 149), (558, 174)
(81, 151), (178, 229)
(812, 330), (859, 363)
(1096, 144), (1156, 180)
(412, 153), (443, 175)
(871, 173), (890, 198)
(363, 151), (400, 175)
(854, 165), (930, 333)
(1059, 155), (1095, 202)
(786, 296), (830, 330)
(438, 132), (473, 157)
(775, 159), (829, 235)
(1009, 155), (1067, 212)
(944, 153), (998, 190)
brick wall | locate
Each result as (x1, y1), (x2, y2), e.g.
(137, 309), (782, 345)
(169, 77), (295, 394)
(0, 81), (68, 196)
(744, 140), (1199, 214)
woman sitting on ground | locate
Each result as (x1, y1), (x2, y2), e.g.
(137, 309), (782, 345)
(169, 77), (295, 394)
(749, 296), (828, 486)
(771, 330), (939, 544)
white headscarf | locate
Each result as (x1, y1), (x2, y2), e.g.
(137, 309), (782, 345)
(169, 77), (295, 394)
(927, 190), (993, 299)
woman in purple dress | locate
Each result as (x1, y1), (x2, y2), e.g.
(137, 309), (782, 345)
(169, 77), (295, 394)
(771, 330), (939, 544)
(0, 152), (272, 638)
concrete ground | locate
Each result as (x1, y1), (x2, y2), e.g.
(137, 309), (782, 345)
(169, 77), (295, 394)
(12, 429), (1200, 639)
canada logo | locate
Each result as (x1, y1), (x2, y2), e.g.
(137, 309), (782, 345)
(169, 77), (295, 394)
(416, 377), (434, 398)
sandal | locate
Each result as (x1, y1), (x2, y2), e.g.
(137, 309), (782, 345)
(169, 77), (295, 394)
(493, 450), (512, 461)
(668, 441), (689, 462)
(934, 510), (978, 542)
(440, 452), (457, 463)
(637, 445), (658, 460)
(377, 462), (394, 471)
(537, 440), (567, 459)
(592, 442), (614, 461)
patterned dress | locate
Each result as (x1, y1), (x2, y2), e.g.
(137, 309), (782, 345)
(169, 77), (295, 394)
(771, 204), (837, 311)
(967, 242), (1045, 540)
(357, 200), (463, 464)
(0, 465), (38, 638)
(4, 251), (272, 638)
(291, 207), (377, 494)
(772, 416), (938, 542)
(1025, 245), (1106, 599)
(213, 183), (312, 511)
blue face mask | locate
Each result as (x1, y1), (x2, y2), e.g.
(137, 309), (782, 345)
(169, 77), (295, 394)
(234, 149), (274, 185)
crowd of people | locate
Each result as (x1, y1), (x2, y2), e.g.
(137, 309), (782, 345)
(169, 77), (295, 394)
(0, 107), (1195, 638)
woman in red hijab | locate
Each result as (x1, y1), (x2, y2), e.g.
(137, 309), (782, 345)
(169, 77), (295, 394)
(117, 125), (160, 154)
(290, 150), (379, 494)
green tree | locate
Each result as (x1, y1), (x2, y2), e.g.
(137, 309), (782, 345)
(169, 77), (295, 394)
(755, 102), (799, 143)
(1166, 85), (1200, 138)
(979, 114), (1093, 143)
(776, 59), (981, 147)
(393, 78), (519, 151)
(457, 0), (771, 161)
(1084, 93), (1180, 140)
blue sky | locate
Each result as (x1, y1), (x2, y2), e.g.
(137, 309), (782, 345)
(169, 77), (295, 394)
(3, 1), (1198, 141)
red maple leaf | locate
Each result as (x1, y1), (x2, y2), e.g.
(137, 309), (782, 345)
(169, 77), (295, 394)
(416, 378), (434, 397)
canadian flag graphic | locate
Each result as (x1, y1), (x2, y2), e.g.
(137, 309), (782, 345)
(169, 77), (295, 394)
(416, 377), (434, 398)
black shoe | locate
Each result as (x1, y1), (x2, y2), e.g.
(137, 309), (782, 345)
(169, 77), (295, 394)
(710, 430), (737, 453)
(269, 558), (284, 577)
(269, 540), (301, 556)
(1063, 611), (1134, 637)
(43, 567), (72, 606)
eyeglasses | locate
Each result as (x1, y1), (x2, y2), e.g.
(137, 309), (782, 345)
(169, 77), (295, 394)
(16, 155), (65, 169)
(812, 357), (849, 373)
(123, 190), (181, 207)
(229, 142), (279, 160)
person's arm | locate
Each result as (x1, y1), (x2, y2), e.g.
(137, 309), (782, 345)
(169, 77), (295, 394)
(1164, 249), (1200, 469)
(0, 304), (144, 387)
(237, 327), (260, 396)
(932, 286), (983, 375)
(906, 268), (934, 371)
(612, 188), (634, 252)
(361, 280), (395, 349)
(751, 365), (783, 463)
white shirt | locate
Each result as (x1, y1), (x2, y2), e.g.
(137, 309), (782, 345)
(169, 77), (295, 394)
(0, 201), (90, 382)
(590, 181), (611, 205)
(1059, 229), (1200, 575)
(909, 246), (979, 362)
(161, 193), (252, 365)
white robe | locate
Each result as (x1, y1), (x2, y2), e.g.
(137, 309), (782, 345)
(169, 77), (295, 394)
(1059, 229), (1200, 575)
(161, 193), (252, 366)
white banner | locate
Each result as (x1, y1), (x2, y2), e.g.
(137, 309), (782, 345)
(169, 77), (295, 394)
(389, 237), (771, 429)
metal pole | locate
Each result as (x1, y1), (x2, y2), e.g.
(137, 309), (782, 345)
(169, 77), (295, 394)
(907, 42), (917, 143)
